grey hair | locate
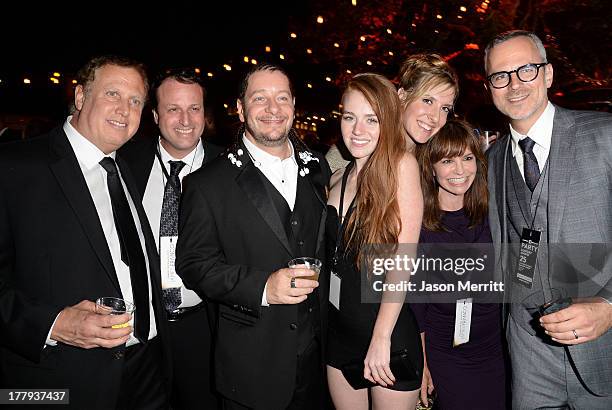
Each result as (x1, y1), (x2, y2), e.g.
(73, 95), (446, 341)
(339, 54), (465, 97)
(484, 30), (547, 73)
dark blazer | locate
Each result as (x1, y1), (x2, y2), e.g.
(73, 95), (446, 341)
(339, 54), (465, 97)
(119, 136), (223, 329)
(0, 128), (22, 144)
(176, 137), (330, 409)
(487, 106), (612, 396)
(0, 127), (171, 409)
(118, 136), (224, 197)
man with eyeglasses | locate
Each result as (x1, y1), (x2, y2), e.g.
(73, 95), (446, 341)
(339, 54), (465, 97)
(484, 30), (612, 408)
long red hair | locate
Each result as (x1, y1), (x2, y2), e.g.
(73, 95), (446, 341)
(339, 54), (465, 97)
(342, 73), (407, 265)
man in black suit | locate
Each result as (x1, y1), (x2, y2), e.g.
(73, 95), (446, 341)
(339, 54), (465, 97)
(0, 56), (170, 409)
(176, 64), (330, 410)
(0, 114), (22, 144)
(120, 68), (222, 409)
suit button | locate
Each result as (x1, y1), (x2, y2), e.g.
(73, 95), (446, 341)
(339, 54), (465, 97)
(291, 220), (298, 226)
(298, 240), (304, 246)
(308, 307), (313, 313)
(113, 350), (125, 360)
(289, 323), (298, 330)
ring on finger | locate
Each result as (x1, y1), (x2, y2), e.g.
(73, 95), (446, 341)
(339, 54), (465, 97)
(572, 329), (579, 339)
(290, 277), (296, 289)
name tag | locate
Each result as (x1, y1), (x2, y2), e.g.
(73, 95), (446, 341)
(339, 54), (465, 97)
(329, 271), (341, 310)
(515, 228), (541, 289)
(160, 236), (183, 289)
(453, 298), (473, 347)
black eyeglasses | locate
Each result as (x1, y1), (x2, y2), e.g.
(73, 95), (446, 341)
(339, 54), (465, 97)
(487, 63), (549, 89)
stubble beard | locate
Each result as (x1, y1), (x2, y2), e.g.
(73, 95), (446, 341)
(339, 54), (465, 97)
(246, 121), (292, 148)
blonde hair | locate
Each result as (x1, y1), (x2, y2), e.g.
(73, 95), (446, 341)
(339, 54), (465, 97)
(397, 53), (459, 107)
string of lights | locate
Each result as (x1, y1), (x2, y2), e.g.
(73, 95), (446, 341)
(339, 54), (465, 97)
(1, 0), (608, 128)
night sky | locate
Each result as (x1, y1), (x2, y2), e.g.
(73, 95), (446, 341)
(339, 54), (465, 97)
(1, 1), (314, 119)
(3, 1), (309, 73)
(2, 0), (609, 137)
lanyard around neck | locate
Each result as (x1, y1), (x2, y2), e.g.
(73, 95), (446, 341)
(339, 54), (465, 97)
(333, 161), (357, 266)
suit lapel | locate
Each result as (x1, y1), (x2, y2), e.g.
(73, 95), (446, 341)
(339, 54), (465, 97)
(116, 155), (162, 294)
(493, 137), (509, 237)
(507, 152), (532, 224)
(547, 107), (575, 243)
(202, 140), (215, 165)
(127, 139), (156, 197)
(232, 145), (294, 256)
(135, 140), (157, 197)
(291, 138), (328, 255)
(48, 130), (121, 292)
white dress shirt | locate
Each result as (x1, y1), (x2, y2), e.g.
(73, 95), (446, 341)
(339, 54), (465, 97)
(243, 135), (299, 306)
(142, 138), (204, 308)
(243, 135), (298, 210)
(510, 102), (555, 180)
(46, 117), (157, 346)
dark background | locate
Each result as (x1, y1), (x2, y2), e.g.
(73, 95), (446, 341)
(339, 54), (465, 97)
(1, 0), (610, 147)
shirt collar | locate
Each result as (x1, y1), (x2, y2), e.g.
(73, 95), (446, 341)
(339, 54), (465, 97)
(63, 115), (114, 169)
(157, 137), (203, 172)
(242, 134), (297, 167)
(510, 101), (555, 157)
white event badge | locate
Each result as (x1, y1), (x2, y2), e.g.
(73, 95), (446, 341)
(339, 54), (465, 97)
(329, 271), (341, 310)
(453, 298), (473, 347)
(160, 236), (182, 288)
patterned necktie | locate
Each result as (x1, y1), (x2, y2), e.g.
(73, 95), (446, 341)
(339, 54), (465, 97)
(99, 157), (150, 343)
(160, 160), (186, 312)
(518, 137), (540, 191)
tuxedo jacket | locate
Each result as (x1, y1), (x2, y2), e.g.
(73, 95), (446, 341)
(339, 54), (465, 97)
(487, 106), (612, 396)
(0, 127), (171, 408)
(176, 137), (330, 409)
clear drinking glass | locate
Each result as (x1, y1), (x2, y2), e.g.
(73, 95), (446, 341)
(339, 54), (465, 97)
(95, 297), (135, 328)
(288, 257), (323, 281)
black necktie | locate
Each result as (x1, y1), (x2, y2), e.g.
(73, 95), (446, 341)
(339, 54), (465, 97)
(99, 157), (150, 343)
(518, 137), (540, 191)
(160, 160), (186, 313)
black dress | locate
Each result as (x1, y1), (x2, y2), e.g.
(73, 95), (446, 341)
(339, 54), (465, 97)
(325, 204), (423, 391)
(410, 209), (506, 409)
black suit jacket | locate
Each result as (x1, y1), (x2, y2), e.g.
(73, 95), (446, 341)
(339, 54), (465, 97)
(176, 137), (330, 409)
(119, 136), (223, 329)
(118, 136), (224, 197)
(0, 128), (22, 144)
(0, 127), (171, 409)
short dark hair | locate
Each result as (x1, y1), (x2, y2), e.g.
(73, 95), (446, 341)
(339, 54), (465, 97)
(75, 55), (149, 96)
(151, 67), (206, 110)
(484, 30), (547, 73)
(238, 63), (294, 102)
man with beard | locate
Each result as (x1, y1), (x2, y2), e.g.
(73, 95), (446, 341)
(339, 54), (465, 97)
(176, 64), (330, 409)
(485, 30), (612, 408)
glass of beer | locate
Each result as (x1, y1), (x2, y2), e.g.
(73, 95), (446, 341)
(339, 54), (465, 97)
(288, 257), (323, 281)
(95, 297), (135, 328)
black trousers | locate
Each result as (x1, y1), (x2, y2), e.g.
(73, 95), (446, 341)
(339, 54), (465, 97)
(168, 304), (219, 409)
(222, 339), (323, 410)
(116, 337), (168, 409)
